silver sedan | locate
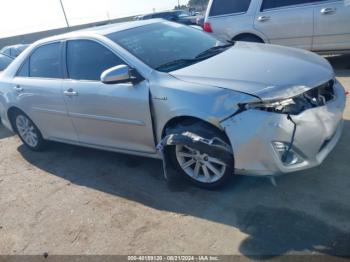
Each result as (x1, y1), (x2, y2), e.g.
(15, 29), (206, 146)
(0, 20), (346, 188)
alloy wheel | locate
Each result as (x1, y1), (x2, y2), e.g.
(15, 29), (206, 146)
(175, 144), (226, 184)
(16, 115), (39, 148)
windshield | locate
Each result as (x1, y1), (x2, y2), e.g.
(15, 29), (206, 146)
(106, 22), (228, 72)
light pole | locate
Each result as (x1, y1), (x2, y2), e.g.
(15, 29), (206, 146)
(59, 0), (70, 28)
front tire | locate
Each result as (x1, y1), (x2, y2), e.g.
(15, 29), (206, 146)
(13, 112), (46, 151)
(166, 123), (234, 189)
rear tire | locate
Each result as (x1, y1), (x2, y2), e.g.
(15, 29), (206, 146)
(12, 111), (46, 151)
(165, 122), (234, 189)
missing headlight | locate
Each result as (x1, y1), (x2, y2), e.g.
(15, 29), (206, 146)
(245, 80), (335, 115)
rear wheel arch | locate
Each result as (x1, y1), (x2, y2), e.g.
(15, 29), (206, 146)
(7, 106), (24, 132)
(233, 33), (265, 43)
(7, 107), (46, 151)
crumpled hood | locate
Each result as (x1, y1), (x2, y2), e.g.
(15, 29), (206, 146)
(170, 42), (334, 100)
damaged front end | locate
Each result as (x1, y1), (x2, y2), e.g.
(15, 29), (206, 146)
(244, 80), (336, 115)
(221, 79), (346, 176)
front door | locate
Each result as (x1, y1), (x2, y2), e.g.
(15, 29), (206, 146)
(62, 39), (155, 153)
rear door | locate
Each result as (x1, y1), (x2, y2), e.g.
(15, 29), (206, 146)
(62, 39), (155, 153)
(313, 0), (350, 51)
(206, 0), (254, 41)
(12, 42), (77, 141)
(254, 0), (314, 49)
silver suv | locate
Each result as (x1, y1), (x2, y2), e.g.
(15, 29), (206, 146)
(204, 0), (350, 52)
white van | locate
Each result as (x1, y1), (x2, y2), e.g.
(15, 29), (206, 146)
(204, 0), (350, 52)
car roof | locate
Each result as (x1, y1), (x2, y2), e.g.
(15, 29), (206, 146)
(36, 19), (164, 44)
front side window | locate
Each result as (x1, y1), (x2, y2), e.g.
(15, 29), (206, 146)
(107, 22), (227, 72)
(29, 43), (61, 78)
(261, 0), (317, 11)
(209, 0), (251, 16)
(66, 40), (124, 81)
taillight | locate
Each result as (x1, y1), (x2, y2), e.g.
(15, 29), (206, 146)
(203, 22), (212, 33)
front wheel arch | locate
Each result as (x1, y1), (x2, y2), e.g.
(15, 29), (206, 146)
(161, 116), (231, 144)
(161, 116), (235, 188)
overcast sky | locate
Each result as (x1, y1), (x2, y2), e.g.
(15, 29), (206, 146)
(0, 0), (188, 38)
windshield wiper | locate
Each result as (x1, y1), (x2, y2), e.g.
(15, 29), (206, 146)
(155, 58), (200, 71)
(195, 42), (235, 59)
(155, 42), (235, 72)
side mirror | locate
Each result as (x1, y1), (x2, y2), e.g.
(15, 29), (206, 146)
(101, 65), (143, 84)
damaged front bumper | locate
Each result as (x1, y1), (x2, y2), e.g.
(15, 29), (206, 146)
(221, 80), (346, 176)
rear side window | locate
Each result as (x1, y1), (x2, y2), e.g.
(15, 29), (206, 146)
(1, 48), (11, 57)
(29, 43), (61, 78)
(0, 54), (13, 71)
(66, 40), (124, 81)
(209, 0), (251, 16)
(261, 0), (316, 10)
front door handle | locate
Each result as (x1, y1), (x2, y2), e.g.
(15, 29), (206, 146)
(64, 88), (78, 97)
(258, 16), (270, 22)
(13, 85), (23, 92)
(321, 7), (336, 15)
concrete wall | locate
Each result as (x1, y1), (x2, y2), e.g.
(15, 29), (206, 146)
(0, 16), (133, 49)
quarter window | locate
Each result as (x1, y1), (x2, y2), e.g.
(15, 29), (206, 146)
(17, 59), (29, 77)
(261, 0), (319, 11)
(209, 0), (251, 16)
(29, 43), (61, 78)
(66, 40), (124, 81)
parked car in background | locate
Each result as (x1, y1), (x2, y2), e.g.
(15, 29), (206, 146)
(1, 44), (29, 58)
(0, 53), (13, 72)
(204, 0), (350, 53)
(135, 10), (198, 25)
(196, 16), (204, 27)
(0, 20), (346, 188)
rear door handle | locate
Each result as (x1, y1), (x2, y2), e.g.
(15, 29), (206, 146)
(258, 16), (270, 22)
(64, 89), (78, 97)
(13, 85), (23, 92)
(321, 7), (336, 15)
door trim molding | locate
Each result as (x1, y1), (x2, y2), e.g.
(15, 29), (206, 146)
(68, 112), (145, 126)
(32, 107), (67, 116)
